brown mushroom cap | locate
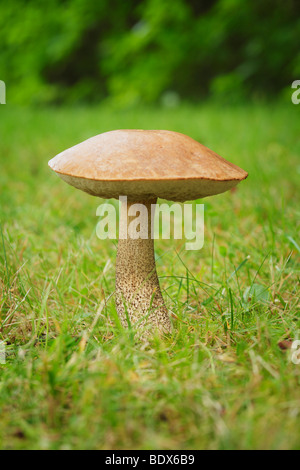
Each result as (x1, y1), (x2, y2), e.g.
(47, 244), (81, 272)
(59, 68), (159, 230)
(48, 129), (248, 202)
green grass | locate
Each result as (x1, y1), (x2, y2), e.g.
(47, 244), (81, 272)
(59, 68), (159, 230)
(0, 102), (299, 450)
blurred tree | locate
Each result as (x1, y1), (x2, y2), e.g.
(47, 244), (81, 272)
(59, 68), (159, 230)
(0, 0), (299, 105)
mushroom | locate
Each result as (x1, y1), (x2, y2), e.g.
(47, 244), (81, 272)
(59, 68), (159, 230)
(48, 130), (247, 335)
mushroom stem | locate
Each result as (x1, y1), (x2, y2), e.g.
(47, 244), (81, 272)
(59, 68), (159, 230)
(115, 198), (172, 334)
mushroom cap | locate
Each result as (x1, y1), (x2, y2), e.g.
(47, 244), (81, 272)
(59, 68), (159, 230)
(48, 129), (248, 202)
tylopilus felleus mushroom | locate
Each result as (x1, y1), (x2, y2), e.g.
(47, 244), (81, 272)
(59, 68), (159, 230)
(48, 130), (247, 335)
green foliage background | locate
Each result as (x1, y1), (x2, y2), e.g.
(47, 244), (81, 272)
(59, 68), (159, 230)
(1, 0), (299, 105)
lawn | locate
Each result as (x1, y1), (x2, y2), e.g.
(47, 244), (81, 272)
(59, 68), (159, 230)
(0, 102), (299, 450)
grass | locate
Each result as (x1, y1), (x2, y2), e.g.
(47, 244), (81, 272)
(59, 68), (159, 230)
(0, 101), (299, 450)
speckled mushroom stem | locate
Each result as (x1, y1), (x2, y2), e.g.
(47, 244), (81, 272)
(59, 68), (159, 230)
(115, 198), (172, 335)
